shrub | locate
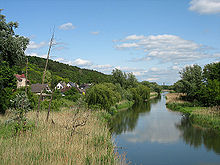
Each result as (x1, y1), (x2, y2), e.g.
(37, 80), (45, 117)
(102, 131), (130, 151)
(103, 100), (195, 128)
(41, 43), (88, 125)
(85, 83), (121, 111)
(129, 84), (150, 103)
(64, 87), (80, 102)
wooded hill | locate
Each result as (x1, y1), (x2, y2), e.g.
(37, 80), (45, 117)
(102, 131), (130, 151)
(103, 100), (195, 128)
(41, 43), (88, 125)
(24, 56), (112, 87)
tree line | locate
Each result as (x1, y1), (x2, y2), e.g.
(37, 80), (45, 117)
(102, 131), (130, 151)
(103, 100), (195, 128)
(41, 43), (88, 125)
(173, 62), (220, 106)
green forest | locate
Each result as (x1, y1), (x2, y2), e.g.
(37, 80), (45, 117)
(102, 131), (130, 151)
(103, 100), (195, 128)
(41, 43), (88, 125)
(25, 56), (112, 87)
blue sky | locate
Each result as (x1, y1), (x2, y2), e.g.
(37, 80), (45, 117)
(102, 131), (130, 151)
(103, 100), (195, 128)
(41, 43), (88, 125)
(2, 0), (220, 84)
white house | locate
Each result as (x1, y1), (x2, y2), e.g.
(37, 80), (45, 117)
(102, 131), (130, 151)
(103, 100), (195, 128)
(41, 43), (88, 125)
(67, 82), (79, 88)
(14, 74), (28, 88)
(55, 82), (67, 90)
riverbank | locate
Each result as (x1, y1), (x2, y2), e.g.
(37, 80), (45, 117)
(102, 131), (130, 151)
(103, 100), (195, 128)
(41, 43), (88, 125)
(150, 92), (159, 100)
(0, 109), (120, 164)
(166, 93), (220, 132)
(112, 100), (134, 112)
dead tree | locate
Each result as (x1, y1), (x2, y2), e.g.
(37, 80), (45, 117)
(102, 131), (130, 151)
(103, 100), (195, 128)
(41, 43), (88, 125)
(25, 58), (28, 95)
(36, 32), (54, 119)
(46, 89), (53, 122)
(70, 113), (89, 136)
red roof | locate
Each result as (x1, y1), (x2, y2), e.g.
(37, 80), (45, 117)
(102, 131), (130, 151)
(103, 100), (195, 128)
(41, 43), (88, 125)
(15, 74), (26, 80)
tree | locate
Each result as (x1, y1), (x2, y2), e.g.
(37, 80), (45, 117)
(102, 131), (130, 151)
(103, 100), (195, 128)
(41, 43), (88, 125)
(203, 62), (220, 82)
(0, 10), (29, 67)
(129, 84), (150, 103)
(179, 64), (203, 101)
(198, 62), (220, 106)
(141, 81), (161, 94)
(64, 87), (80, 101)
(0, 61), (16, 114)
(86, 83), (121, 111)
(173, 80), (184, 93)
(199, 79), (220, 106)
(112, 69), (127, 88)
(126, 72), (138, 88)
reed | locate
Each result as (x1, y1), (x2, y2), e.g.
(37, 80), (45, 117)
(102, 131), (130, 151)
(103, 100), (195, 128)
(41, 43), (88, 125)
(166, 93), (220, 132)
(0, 109), (119, 165)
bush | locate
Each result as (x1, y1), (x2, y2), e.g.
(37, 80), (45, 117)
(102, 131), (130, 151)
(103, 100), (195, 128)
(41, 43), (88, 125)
(129, 84), (150, 103)
(0, 61), (17, 114)
(6, 91), (35, 135)
(64, 87), (80, 102)
(40, 98), (67, 111)
(86, 83), (121, 111)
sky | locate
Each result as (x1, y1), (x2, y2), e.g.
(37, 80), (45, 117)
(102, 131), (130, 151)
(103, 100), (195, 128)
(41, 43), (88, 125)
(1, 0), (220, 85)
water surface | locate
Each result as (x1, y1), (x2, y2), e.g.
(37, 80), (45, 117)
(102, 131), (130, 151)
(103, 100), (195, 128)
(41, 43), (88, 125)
(110, 93), (220, 165)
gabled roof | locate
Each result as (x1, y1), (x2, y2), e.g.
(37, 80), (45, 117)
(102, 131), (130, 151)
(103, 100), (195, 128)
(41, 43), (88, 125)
(61, 87), (71, 93)
(57, 82), (66, 87)
(15, 74), (26, 80)
(68, 82), (77, 87)
(31, 83), (49, 93)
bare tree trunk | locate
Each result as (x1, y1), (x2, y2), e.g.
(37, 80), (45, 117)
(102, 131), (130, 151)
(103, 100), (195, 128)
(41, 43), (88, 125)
(36, 32), (54, 119)
(46, 90), (53, 122)
(25, 57), (28, 95)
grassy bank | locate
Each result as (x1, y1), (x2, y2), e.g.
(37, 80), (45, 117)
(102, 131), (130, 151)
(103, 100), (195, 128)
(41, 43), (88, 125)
(0, 109), (120, 164)
(110, 100), (134, 113)
(166, 93), (220, 132)
(150, 92), (158, 100)
(115, 100), (134, 110)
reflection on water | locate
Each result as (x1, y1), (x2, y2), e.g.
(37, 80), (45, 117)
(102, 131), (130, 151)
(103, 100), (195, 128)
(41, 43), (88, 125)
(109, 102), (151, 135)
(176, 116), (220, 154)
(111, 93), (220, 164)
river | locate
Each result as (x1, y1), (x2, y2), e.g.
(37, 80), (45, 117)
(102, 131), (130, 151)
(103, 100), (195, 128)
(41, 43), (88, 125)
(110, 92), (220, 165)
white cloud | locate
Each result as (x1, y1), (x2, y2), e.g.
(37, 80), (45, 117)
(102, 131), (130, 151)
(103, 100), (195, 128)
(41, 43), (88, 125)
(27, 41), (47, 49)
(150, 67), (160, 72)
(59, 23), (75, 30)
(145, 78), (159, 81)
(123, 110), (181, 143)
(72, 58), (92, 67)
(91, 31), (99, 35)
(90, 64), (114, 73)
(124, 34), (145, 40)
(116, 34), (218, 64)
(55, 58), (65, 62)
(28, 52), (47, 59)
(116, 43), (139, 49)
(172, 66), (180, 70)
(189, 0), (220, 14)
(132, 71), (146, 76)
(92, 64), (112, 69)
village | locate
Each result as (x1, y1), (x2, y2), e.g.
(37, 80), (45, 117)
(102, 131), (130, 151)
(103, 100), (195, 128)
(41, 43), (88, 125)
(15, 73), (92, 97)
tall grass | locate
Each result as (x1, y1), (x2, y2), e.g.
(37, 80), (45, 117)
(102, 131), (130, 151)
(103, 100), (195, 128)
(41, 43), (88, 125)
(0, 109), (120, 165)
(166, 93), (220, 132)
(190, 107), (220, 131)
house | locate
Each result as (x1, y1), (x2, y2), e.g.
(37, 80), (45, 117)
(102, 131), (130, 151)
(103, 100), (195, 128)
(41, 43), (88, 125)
(67, 82), (79, 88)
(31, 83), (52, 94)
(14, 74), (29, 88)
(79, 83), (92, 90)
(55, 82), (67, 90)
(76, 83), (92, 94)
(60, 86), (71, 93)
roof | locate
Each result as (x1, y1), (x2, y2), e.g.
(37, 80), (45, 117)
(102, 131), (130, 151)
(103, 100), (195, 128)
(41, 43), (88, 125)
(15, 74), (26, 80)
(75, 87), (85, 93)
(80, 83), (92, 90)
(68, 82), (77, 87)
(58, 82), (66, 87)
(31, 83), (49, 93)
(61, 87), (71, 93)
